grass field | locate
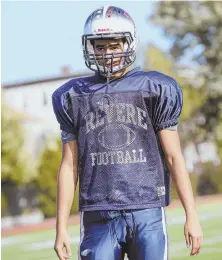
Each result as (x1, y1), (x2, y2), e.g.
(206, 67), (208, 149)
(2, 202), (222, 260)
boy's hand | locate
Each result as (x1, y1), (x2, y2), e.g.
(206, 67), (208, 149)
(54, 230), (72, 260)
(184, 213), (203, 256)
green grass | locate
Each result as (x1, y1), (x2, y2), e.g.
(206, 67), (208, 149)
(2, 202), (222, 260)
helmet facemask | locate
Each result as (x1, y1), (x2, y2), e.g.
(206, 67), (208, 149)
(82, 32), (136, 78)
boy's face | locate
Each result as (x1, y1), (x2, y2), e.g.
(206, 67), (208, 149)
(93, 39), (124, 69)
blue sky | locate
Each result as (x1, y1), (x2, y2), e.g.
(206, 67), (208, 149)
(2, 0), (171, 84)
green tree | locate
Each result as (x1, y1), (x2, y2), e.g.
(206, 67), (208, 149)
(215, 108), (222, 161)
(1, 95), (30, 216)
(144, 45), (175, 77)
(197, 162), (222, 195)
(150, 1), (222, 88)
(1, 102), (27, 185)
(34, 138), (79, 218)
(150, 1), (222, 148)
(1, 193), (8, 217)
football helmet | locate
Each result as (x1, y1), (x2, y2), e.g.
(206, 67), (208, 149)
(82, 6), (137, 77)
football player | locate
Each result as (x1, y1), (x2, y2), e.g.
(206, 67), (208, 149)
(52, 6), (203, 260)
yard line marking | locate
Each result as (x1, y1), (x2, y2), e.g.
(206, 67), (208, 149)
(172, 247), (222, 258)
(171, 236), (222, 253)
(1, 237), (25, 247)
(22, 236), (80, 251)
(167, 211), (222, 225)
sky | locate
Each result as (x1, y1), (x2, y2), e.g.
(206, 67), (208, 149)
(1, 0), (172, 85)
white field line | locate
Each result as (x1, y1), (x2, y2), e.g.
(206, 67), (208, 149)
(22, 236), (80, 250)
(1, 237), (25, 247)
(171, 243), (222, 258)
(172, 249), (222, 259)
(166, 211), (222, 225)
(171, 236), (222, 253)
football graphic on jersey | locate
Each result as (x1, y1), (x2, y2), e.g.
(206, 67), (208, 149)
(98, 123), (136, 150)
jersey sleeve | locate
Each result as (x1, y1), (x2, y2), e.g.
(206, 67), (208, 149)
(52, 92), (77, 143)
(152, 80), (183, 132)
(61, 130), (76, 144)
(165, 124), (178, 131)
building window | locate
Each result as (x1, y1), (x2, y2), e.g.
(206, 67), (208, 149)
(43, 92), (48, 106)
(23, 94), (28, 111)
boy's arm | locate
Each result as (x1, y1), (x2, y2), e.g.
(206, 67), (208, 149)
(158, 130), (203, 256)
(54, 140), (78, 260)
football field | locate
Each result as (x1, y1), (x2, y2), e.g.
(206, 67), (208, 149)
(2, 202), (222, 260)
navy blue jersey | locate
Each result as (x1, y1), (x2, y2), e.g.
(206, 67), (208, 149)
(52, 67), (183, 211)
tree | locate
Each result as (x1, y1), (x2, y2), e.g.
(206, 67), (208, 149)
(1, 102), (27, 184)
(33, 138), (79, 218)
(144, 44), (176, 78)
(1, 193), (8, 217)
(150, 1), (222, 149)
(215, 106), (222, 161)
(150, 1), (222, 87)
(1, 95), (29, 215)
(197, 162), (222, 195)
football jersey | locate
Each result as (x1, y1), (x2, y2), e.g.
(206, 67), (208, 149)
(52, 66), (183, 211)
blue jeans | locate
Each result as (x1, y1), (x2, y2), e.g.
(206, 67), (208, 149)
(78, 207), (168, 260)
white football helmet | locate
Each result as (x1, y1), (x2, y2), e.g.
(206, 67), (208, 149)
(82, 6), (137, 77)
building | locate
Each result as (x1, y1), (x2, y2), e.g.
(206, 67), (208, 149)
(2, 70), (92, 159)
